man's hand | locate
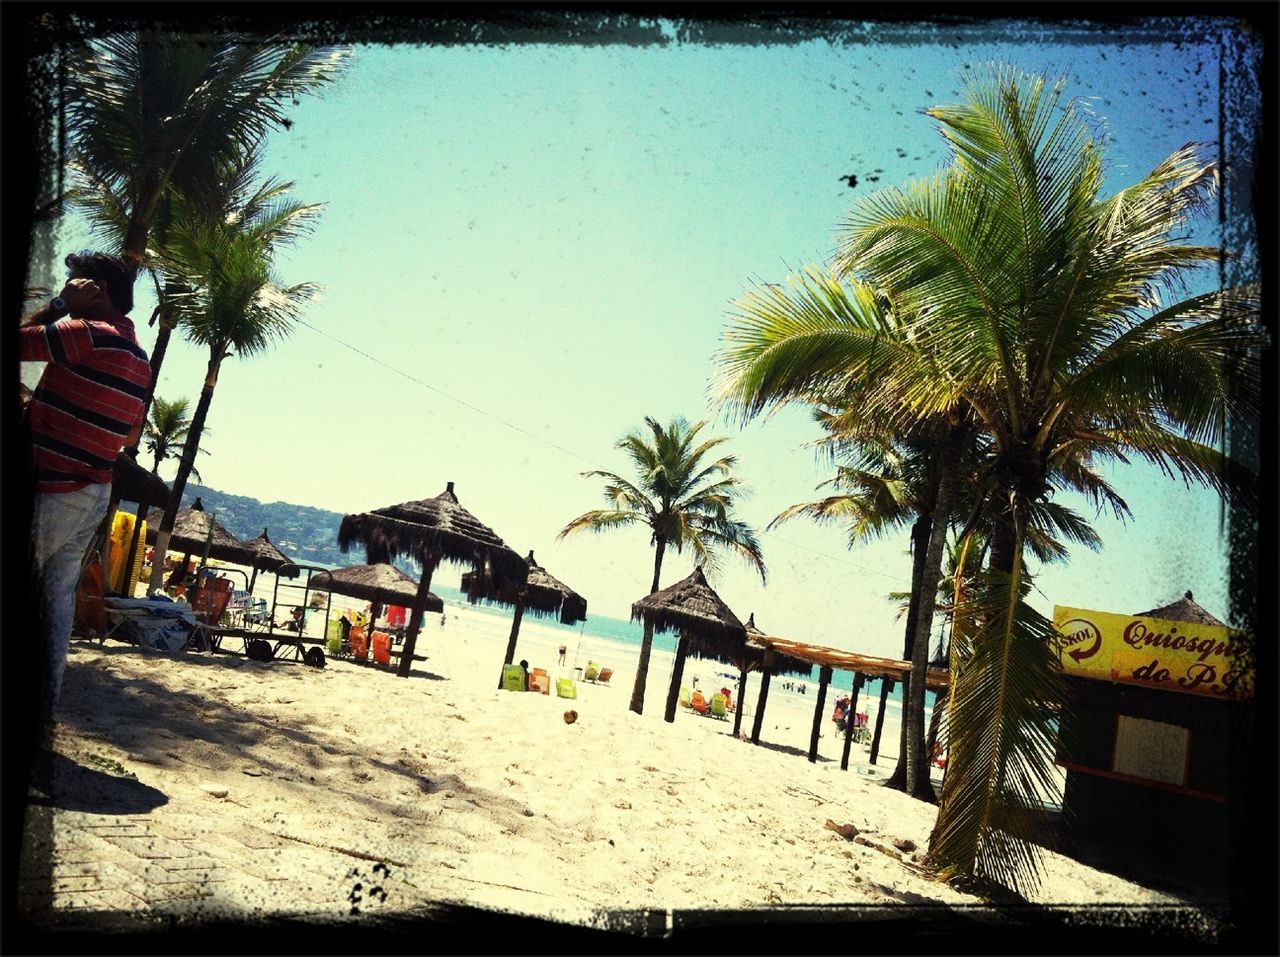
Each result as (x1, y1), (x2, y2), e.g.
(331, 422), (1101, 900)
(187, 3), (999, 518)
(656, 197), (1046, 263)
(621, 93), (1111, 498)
(60, 278), (108, 315)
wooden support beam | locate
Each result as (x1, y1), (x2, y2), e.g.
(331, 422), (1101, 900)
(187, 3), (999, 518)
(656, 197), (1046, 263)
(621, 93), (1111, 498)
(840, 671), (865, 771)
(808, 664), (833, 763)
(869, 678), (894, 765)
(663, 633), (689, 723)
(751, 651), (775, 744)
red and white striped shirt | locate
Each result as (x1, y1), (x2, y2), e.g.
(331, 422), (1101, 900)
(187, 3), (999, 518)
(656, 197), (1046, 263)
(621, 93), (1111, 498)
(20, 313), (151, 493)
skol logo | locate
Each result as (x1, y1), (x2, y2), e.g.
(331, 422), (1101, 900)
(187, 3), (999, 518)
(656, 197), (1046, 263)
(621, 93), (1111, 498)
(1058, 617), (1102, 662)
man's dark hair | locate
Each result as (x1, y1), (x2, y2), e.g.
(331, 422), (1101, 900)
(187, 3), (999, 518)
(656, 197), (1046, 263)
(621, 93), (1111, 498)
(64, 250), (137, 315)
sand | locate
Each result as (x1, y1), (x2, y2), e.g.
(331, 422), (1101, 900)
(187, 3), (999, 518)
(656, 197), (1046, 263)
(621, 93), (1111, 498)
(22, 566), (1216, 939)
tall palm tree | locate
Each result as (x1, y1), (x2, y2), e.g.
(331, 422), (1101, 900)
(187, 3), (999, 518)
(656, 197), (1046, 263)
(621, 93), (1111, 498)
(558, 417), (767, 715)
(144, 155), (321, 594)
(717, 65), (1262, 894)
(142, 395), (206, 480)
(64, 30), (346, 423)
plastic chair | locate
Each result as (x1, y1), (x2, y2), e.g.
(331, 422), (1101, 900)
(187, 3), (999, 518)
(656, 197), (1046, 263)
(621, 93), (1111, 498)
(584, 661), (600, 682)
(529, 668), (551, 695)
(679, 686), (692, 709)
(325, 618), (344, 655)
(710, 693), (729, 719)
(371, 630), (392, 666)
(349, 625), (369, 661)
(556, 677), (577, 699)
(691, 690), (710, 715)
(502, 664), (527, 692)
(597, 668), (613, 685)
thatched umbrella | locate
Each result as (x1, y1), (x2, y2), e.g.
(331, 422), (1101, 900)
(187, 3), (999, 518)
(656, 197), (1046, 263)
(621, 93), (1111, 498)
(337, 481), (527, 678)
(462, 550), (588, 687)
(309, 563), (444, 645)
(143, 497), (264, 579)
(242, 527), (301, 593)
(1135, 590), (1227, 627)
(630, 566), (749, 724)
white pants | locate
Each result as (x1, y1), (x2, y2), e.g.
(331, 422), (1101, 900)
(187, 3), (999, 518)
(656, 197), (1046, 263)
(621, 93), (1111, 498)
(32, 482), (111, 714)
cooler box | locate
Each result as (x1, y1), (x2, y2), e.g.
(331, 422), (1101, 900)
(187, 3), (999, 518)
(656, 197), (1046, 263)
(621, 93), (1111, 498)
(501, 664), (526, 692)
(349, 625), (369, 661)
(372, 630), (392, 666)
(106, 510), (147, 596)
(556, 677), (577, 700)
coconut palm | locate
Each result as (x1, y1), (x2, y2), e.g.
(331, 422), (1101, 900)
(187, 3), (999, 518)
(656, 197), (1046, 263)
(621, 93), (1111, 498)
(558, 416), (767, 715)
(717, 65), (1262, 894)
(142, 395), (207, 480)
(144, 154), (321, 594)
(64, 29), (347, 422)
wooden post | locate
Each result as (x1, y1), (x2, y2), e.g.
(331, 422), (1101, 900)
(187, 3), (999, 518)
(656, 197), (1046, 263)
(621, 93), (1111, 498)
(751, 651), (775, 744)
(869, 678), (894, 765)
(397, 554), (438, 678)
(664, 632), (689, 723)
(733, 665), (749, 738)
(498, 594), (527, 689)
(808, 665), (833, 763)
(841, 671), (865, 771)
(120, 502), (148, 597)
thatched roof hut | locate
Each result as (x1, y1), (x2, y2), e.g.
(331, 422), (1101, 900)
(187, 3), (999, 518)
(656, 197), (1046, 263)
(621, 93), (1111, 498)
(631, 566), (750, 723)
(144, 497), (268, 569)
(337, 481), (527, 677)
(309, 563), (443, 613)
(243, 528), (300, 578)
(734, 613), (810, 678)
(461, 551), (587, 625)
(1135, 590), (1227, 628)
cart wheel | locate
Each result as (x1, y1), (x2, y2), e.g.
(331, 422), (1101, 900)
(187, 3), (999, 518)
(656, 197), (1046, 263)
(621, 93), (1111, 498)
(304, 647), (326, 670)
(247, 639), (274, 662)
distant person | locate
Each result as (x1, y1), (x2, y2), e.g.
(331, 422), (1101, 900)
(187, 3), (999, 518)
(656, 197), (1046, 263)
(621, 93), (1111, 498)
(440, 612), (447, 628)
(279, 606), (304, 633)
(21, 251), (150, 725)
(558, 644), (567, 666)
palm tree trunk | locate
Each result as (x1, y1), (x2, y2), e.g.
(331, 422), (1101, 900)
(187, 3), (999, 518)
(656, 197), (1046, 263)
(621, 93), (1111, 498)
(885, 512), (933, 788)
(905, 461), (955, 801)
(629, 536), (667, 715)
(146, 349), (222, 594)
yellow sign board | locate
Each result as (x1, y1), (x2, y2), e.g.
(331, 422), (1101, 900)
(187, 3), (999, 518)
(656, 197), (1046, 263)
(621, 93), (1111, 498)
(1053, 606), (1253, 701)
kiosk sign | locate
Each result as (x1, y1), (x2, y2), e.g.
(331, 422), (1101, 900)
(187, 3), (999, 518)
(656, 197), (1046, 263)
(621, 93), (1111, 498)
(1052, 605), (1252, 701)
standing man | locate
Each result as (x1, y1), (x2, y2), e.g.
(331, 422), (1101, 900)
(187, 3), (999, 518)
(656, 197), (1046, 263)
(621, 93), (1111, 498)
(20, 251), (151, 724)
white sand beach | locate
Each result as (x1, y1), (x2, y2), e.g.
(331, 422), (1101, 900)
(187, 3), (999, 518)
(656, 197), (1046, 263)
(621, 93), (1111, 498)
(19, 561), (1217, 942)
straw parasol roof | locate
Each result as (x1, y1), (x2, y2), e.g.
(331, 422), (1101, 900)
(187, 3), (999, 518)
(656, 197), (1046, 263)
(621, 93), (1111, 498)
(734, 613), (810, 678)
(309, 563), (443, 612)
(631, 566), (748, 662)
(111, 452), (170, 506)
(144, 497), (267, 568)
(1135, 590), (1227, 628)
(461, 551), (587, 624)
(243, 528), (300, 578)
(338, 481), (527, 588)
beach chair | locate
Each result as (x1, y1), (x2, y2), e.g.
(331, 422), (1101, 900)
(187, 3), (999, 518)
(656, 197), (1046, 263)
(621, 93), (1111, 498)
(596, 667), (613, 685)
(190, 577), (233, 652)
(529, 668), (551, 695)
(584, 661), (600, 682)
(555, 677), (577, 700)
(710, 693), (729, 719)
(349, 625), (369, 661)
(679, 686), (692, 709)
(242, 598), (271, 630)
(371, 630), (392, 666)
(502, 664), (527, 692)
(690, 690), (710, 715)
(325, 618), (344, 655)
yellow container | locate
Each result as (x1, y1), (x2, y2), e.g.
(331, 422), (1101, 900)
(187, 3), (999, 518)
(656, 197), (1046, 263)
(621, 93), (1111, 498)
(106, 510), (147, 596)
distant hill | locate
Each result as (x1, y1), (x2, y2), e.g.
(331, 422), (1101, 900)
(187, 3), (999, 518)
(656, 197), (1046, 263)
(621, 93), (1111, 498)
(181, 483), (355, 570)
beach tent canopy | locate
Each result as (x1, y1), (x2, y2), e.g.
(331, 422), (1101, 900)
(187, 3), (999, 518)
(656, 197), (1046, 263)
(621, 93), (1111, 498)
(461, 550), (587, 624)
(111, 452), (170, 507)
(243, 527), (300, 578)
(144, 497), (273, 570)
(631, 565), (748, 661)
(309, 563), (443, 612)
(1135, 590), (1227, 628)
(337, 481), (527, 677)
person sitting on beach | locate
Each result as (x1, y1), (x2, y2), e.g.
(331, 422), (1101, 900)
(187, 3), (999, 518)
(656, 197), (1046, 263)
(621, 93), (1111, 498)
(518, 658), (530, 691)
(279, 606), (304, 633)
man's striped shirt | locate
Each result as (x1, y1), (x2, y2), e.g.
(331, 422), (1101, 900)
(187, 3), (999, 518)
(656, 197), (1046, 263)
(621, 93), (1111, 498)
(20, 314), (151, 493)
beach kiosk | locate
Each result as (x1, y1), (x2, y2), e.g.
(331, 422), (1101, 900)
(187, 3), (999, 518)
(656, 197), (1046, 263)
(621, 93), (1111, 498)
(1051, 592), (1253, 885)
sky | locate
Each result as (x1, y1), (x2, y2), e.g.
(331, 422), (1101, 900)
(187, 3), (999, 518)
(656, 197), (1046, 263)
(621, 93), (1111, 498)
(25, 14), (1260, 661)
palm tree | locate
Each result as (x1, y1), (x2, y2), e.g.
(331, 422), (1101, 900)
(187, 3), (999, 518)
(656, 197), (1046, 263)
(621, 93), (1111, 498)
(558, 416), (767, 715)
(142, 395), (207, 480)
(144, 154), (321, 594)
(64, 28), (347, 423)
(717, 65), (1261, 894)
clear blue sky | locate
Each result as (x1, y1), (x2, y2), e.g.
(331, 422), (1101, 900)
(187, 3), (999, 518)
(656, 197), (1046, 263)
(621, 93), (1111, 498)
(29, 17), (1257, 658)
